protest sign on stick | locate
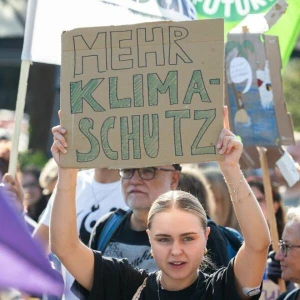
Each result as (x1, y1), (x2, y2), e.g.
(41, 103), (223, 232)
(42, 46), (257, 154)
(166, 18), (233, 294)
(225, 33), (294, 148)
(258, 147), (286, 294)
(60, 19), (224, 169)
(225, 3), (295, 173)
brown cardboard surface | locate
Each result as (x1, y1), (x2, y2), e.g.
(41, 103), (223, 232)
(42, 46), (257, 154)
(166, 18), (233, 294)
(60, 19), (224, 169)
(240, 146), (283, 170)
(264, 35), (295, 146)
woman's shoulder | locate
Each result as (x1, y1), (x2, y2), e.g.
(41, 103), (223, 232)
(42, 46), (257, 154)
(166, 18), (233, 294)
(195, 259), (244, 299)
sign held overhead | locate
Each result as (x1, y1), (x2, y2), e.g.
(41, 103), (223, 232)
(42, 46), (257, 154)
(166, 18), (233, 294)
(60, 19), (224, 168)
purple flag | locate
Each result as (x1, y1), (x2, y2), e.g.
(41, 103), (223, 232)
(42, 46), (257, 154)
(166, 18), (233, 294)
(0, 186), (64, 296)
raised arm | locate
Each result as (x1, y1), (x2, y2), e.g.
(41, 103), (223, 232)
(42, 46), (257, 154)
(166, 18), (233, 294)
(217, 108), (270, 298)
(50, 125), (94, 291)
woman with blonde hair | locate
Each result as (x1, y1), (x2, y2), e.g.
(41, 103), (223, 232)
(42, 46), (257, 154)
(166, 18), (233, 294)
(49, 117), (270, 299)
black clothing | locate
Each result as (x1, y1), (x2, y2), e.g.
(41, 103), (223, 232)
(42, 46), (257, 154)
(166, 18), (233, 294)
(73, 252), (262, 300)
(277, 289), (300, 300)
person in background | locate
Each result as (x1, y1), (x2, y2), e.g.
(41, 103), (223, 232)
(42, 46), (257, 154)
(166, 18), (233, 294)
(0, 141), (37, 234)
(247, 177), (294, 295)
(21, 166), (48, 222)
(202, 167), (241, 233)
(177, 164), (216, 217)
(0, 138), (11, 179)
(274, 206), (300, 300)
(39, 158), (58, 200)
(248, 179), (286, 239)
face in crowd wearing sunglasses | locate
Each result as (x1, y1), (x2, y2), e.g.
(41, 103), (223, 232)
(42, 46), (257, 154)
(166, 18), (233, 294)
(120, 165), (181, 214)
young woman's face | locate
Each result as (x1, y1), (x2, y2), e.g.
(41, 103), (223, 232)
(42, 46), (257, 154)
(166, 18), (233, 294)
(147, 208), (210, 290)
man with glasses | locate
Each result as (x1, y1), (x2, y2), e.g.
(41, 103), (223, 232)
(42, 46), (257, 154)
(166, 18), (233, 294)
(89, 164), (181, 272)
(273, 206), (300, 299)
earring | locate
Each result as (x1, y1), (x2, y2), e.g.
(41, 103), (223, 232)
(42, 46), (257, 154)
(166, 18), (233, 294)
(204, 247), (208, 255)
(150, 249), (154, 257)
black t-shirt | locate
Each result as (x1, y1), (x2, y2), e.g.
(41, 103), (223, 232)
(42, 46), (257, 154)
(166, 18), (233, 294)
(73, 252), (262, 300)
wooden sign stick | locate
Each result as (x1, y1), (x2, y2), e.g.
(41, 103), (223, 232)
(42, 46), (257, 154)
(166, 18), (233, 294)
(257, 146), (286, 293)
(8, 60), (31, 177)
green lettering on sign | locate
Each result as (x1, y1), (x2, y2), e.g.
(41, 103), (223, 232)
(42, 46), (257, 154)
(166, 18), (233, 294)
(121, 116), (141, 160)
(143, 114), (159, 158)
(183, 70), (210, 104)
(101, 117), (118, 160)
(194, 0), (276, 22)
(165, 110), (190, 156)
(109, 77), (131, 109)
(76, 118), (100, 162)
(148, 71), (178, 106)
(70, 79), (105, 113)
(191, 109), (216, 155)
(133, 74), (144, 107)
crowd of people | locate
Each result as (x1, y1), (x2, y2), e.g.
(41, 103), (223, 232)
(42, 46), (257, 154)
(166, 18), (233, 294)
(0, 115), (300, 300)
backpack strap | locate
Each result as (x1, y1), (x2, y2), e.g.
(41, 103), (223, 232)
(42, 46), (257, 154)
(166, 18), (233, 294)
(96, 208), (131, 252)
(283, 288), (299, 300)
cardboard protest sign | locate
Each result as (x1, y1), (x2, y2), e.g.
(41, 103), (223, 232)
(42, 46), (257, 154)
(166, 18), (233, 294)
(239, 146), (283, 170)
(60, 19), (224, 169)
(225, 33), (294, 148)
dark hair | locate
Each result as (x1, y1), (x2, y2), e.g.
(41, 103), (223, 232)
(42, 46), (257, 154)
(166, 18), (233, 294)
(203, 167), (241, 232)
(21, 165), (46, 222)
(0, 158), (9, 177)
(177, 166), (215, 218)
(21, 165), (41, 181)
(248, 180), (286, 238)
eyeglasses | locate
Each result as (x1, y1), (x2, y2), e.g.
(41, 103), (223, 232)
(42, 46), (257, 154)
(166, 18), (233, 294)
(278, 240), (300, 257)
(119, 167), (176, 180)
